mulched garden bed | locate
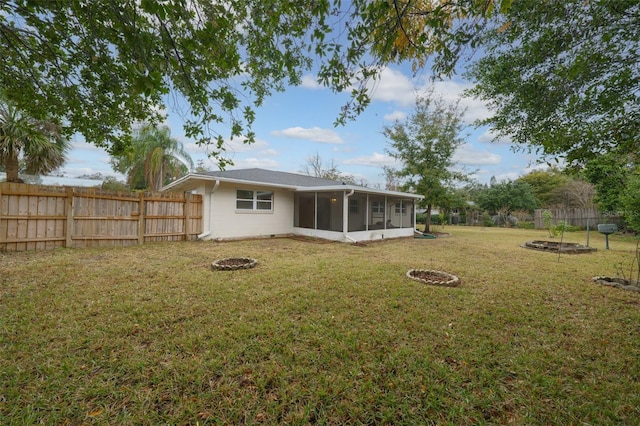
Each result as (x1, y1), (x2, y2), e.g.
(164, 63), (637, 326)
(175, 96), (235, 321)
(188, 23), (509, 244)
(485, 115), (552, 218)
(406, 269), (461, 287)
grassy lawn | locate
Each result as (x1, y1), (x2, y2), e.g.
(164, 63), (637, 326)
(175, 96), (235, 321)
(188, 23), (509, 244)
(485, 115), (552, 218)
(2, 227), (640, 424)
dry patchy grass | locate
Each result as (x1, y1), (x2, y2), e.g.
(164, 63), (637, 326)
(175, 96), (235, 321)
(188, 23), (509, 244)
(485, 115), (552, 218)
(1, 227), (639, 424)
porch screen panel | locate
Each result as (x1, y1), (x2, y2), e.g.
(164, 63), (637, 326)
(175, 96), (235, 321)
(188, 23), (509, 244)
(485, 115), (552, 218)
(400, 199), (415, 228)
(388, 198), (404, 228)
(294, 193), (315, 229)
(405, 200), (416, 228)
(348, 193), (367, 232)
(316, 192), (343, 232)
(369, 196), (385, 230)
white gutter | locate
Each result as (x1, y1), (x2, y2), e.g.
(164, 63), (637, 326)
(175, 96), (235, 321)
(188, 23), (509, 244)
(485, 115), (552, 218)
(343, 189), (356, 241)
(198, 179), (220, 240)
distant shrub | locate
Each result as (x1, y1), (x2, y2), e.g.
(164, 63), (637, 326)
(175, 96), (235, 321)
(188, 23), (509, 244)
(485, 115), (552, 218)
(551, 221), (581, 235)
(517, 221), (535, 229)
(416, 213), (427, 224)
(481, 212), (494, 227)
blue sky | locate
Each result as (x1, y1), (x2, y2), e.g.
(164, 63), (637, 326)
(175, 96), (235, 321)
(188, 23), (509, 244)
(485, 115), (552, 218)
(60, 64), (544, 188)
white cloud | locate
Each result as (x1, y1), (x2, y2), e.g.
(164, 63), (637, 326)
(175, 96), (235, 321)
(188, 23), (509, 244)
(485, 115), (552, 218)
(301, 74), (322, 89)
(492, 172), (521, 182)
(363, 69), (492, 125)
(343, 152), (399, 168)
(383, 111), (407, 122)
(366, 68), (416, 107)
(430, 80), (492, 124)
(231, 158), (280, 169)
(185, 136), (269, 154)
(453, 143), (501, 166)
(271, 127), (344, 144)
(478, 128), (512, 145)
(70, 139), (104, 152)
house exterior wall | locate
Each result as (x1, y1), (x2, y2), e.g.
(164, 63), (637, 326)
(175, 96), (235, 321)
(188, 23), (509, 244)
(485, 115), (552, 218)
(208, 183), (294, 240)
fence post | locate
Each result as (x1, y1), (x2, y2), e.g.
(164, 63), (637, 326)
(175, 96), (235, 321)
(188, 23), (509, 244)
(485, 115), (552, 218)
(184, 194), (191, 241)
(65, 187), (74, 248)
(137, 192), (145, 245)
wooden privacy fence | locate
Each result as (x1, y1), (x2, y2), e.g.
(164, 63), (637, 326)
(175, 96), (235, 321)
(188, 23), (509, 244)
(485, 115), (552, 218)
(0, 182), (202, 252)
(534, 208), (621, 229)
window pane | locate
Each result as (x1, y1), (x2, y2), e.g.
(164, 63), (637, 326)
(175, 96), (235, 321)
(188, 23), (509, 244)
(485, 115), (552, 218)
(256, 191), (273, 201)
(256, 201), (272, 210)
(237, 190), (253, 200)
(236, 200), (253, 209)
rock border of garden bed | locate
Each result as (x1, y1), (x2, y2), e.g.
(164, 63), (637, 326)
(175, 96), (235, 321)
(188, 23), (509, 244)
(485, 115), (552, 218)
(211, 257), (258, 271)
(592, 276), (640, 292)
(406, 269), (461, 287)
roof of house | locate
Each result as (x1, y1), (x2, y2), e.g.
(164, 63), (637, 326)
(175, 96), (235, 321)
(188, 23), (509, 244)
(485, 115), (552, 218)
(198, 168), (349, 187)
(161, 168), (423, 199)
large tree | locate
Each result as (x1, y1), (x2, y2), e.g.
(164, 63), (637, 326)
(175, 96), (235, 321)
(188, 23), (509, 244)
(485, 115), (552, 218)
(516, 169), (568, 208)
(0, 0), (511, 160)
(466, 0), (639, 165)
(581, 152), (634, 214)
(474, 180), (538, 226)
(0, 100), (69, 183)
(383, 92), (467, 233)
(111, 125), (193, 191)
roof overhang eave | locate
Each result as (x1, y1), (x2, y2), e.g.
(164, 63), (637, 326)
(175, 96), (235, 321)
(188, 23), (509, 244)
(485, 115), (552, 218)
(161, 173), (300, 192)
(294, 185), (423, 199)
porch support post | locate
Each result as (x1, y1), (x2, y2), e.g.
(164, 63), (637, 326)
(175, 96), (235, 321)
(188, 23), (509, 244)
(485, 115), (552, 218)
(366, 193), (369, 231)
(384, 196), (387, 229)
(314, 192), (318, 229)
(413, 199), (417, 229)
(343, 189), (354, 239)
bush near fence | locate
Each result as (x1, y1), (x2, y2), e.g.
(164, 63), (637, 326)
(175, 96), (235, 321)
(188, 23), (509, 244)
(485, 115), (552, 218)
(0, 182), (202, 252)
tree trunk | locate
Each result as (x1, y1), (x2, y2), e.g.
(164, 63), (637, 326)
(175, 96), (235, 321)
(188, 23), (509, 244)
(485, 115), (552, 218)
(4, 151), (23, 183)
(424, 203), (432, 233)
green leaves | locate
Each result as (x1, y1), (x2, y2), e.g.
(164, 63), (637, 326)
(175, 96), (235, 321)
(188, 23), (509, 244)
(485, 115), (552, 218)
(0, 0), (327, 159)
(467, 0), (639, 165)
(110, 125), (194, 191)
(1, 0), (526, 164)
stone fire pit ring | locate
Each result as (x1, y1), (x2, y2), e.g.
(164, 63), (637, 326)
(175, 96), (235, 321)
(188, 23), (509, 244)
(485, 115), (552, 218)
(211, 257), (258, 271)
(407, 269), (461, 287)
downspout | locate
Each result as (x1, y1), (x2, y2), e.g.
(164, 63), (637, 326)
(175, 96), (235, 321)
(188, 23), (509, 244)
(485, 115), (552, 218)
(343, 189), (355, 242)
(198, 179), (220, 240)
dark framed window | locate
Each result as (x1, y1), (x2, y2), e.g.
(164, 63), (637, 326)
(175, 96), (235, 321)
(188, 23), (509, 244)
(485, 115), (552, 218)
(236, 190), (273, 211)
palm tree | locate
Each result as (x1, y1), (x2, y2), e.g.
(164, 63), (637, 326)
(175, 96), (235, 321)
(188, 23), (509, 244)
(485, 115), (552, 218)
(111, 125), (194, 191)
(0, 101), (69, 183)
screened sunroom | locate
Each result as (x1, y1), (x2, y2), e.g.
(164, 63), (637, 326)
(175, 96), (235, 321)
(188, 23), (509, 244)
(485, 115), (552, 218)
(293, 189), (420, 242)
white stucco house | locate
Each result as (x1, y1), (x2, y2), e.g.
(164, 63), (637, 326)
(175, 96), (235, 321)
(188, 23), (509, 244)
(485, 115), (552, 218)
(161, 168), (423, 243)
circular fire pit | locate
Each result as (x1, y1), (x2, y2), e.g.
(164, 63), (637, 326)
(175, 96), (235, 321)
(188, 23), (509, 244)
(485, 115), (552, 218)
(521, 240), (596, 254)
(407, 269), (460, 287)
(211, 257), (258, 271)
